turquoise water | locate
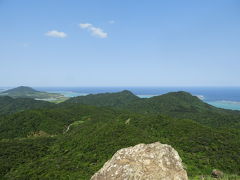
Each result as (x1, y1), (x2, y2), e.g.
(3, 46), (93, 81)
(207, 101), (240, 111)
(137, 95), (157, 98)
(47, 91), (88, 97)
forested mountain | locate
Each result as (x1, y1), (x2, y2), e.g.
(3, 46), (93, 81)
(65, 91), (240, 128)
(66, 90), (139, 107)
(1, 90), (240, 179)
(3, 86), (39, 94)
(0, 86), (64, 100)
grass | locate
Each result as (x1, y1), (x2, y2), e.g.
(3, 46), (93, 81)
(190, 174), (240, 180)
(50, 97), (69, 103)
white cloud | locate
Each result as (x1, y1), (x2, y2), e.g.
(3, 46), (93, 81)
(79, 23), (92, 29)
(45, 30), (67, 38)
(108, 20), (115, 24)
(79, 23), (108, 38)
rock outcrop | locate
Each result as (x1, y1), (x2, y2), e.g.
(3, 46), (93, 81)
(211, 169), (224, 178)
(91, 142), (188, 180)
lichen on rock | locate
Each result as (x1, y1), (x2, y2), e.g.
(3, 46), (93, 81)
(91, 142), (188, 180)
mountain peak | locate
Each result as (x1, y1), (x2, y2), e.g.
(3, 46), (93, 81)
(65, 90), (139, 106)
(119, 90), (136, 95)
(165, 91), (193, 96)
(160, 91), (201, 101)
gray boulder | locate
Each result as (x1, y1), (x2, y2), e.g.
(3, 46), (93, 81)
(91, 142), (188, 180)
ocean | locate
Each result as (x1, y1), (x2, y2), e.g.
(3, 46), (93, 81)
(1, 87), (240, 111)
(32, 87), (240, 111)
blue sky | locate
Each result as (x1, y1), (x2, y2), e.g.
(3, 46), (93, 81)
(0, 0), (240, 87)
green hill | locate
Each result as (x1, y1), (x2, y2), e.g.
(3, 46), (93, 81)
(67, 90), (139, 107)
(3, 86), (39, 94)
(0, 86), (65, 101)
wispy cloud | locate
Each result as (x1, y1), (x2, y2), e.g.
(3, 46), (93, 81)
(108, 20), (115, 24)
(79, 23), (108, 38)
(45, 30), (67, 38)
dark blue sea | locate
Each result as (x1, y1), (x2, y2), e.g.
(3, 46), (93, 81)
(33, 87), (240, 111)
(1, 87), (240, 110)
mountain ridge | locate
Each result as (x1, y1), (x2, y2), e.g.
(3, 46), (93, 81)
(66, 90), (140, 107)
(64, 90), (240, 128)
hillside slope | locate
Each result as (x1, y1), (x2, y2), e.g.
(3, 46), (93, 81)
(1, 106), (240, 179)
(0, 104), (114, 139)
(0, 96), (53, 115)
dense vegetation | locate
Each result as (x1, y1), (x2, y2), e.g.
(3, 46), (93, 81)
(0, 137), (56, 178)
(0, 96), (53, 115)
(0, 105), (118, 139)
(1, 90), (240, 179)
